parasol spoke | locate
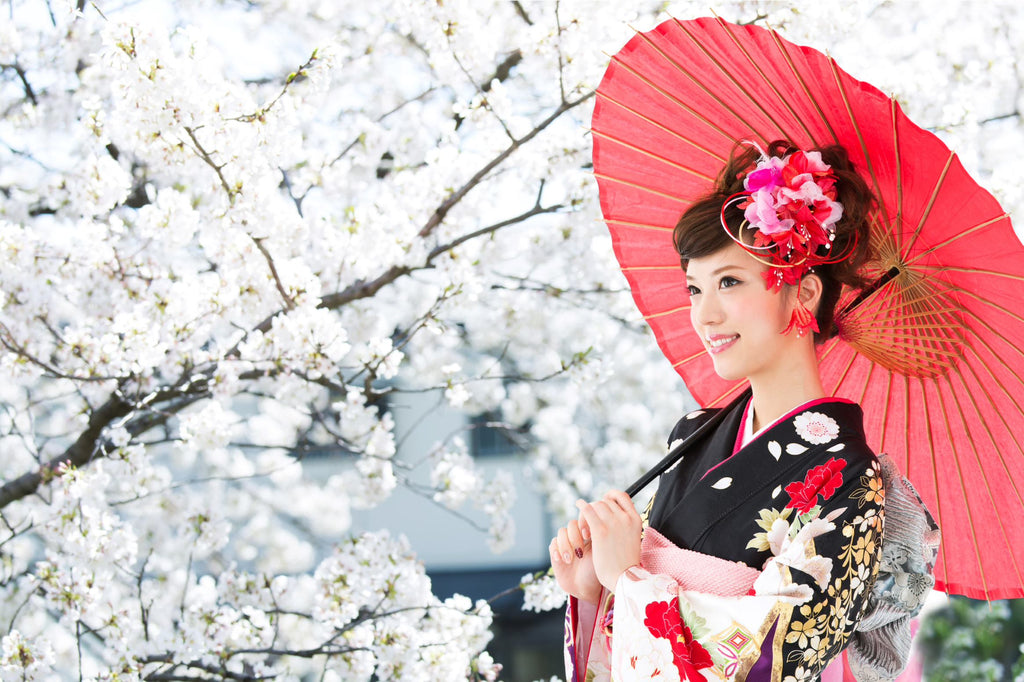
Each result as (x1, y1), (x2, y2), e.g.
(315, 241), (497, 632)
(916, 264), (1024, 284)
(902, 152), (955, 256)
(622, 264), (685, 272)
(827, 58), (895, 238)
(593, 171), (692, 204)
(959, 345), (1024, 454)
(604, 217), (674, 233)
(672, 347), (709, 369)
(822, 343), (858, 396)
(591, 129), (716, 181)
(900, 373), (910, 475)
(953, 290), (1024, 359)
(763, 24), (839, 145)
(643, 305), (691, 320)
(876, 368), (895, 451)
(905, 213), (1010, 266)
(919, 380), (950, 591)
(954, 357), (1024, 483)
(935, 375), (995, 598)
(680, 17), (811, 143)
(707, 380), (749, 408)
(595, 89), (727, 163)
(628, 26), (776, 141)
(953, 307), (1024, 400)
(607, 53), (738, 145)
(891, 98), (904, 254)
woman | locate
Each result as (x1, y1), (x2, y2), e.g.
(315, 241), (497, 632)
(550, 141), (932, 682)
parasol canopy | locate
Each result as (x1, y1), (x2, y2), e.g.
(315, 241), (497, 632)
(592, 16), (1024, 601)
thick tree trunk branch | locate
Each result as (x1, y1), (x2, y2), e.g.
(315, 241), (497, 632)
(0, 396), (131, 509)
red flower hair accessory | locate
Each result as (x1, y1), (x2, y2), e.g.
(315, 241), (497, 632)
(720, 146), (856, 336)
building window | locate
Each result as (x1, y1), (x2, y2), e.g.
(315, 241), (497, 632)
(468, 410), (522, 458)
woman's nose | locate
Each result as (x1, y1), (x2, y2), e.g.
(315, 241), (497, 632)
(694, 293), (723, 327)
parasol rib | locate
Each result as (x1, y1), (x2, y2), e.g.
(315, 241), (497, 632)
(906, 213), (1010, 266)
(827, 57), (894, 241)
(903, 151), (955, 256)
(643, 305), (691, 320)
(591, 129), (716, 181)
(764, 24), (838, 145)
(900, 373), (910, 476)
(948, 363), (1024, 593)
(672, 347), (710, 369)
(607, 54), (737, 144)
(877, 369), (894, 451)
(959, 345), (1024, 459)
(919, 380), (950, 594)
(822, 342), (858, 397)
(593, 172), (691, 204)
(621, 264), (684, 272)
(954, 358), (1024, 504)
(594, 89), (727, 162)
(603, 217), (674, 233)
(935, 375), (993, 599)
(622, 26), (774, 142)
(920, 264), (1024, 284)
(678, 17), (809, 143)
(707, 380), (749, 408)
(891, 98), (905, 254)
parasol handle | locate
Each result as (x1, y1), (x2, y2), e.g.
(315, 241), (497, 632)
(838, 265), (901, 318)
(625, 387), (752, 498)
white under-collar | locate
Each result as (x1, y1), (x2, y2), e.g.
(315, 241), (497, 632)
(741, 399), (770, 448)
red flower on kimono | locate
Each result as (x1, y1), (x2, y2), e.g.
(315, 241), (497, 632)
(644, 599), (714, 680)
(785, 457), (847, 514)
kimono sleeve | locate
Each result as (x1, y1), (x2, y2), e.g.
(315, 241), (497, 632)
(609, 453), (885, 682)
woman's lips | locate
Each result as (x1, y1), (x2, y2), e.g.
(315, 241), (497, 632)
(707, 334), (738, 355)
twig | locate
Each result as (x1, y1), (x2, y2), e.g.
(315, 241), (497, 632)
(251, 237), (297, 310)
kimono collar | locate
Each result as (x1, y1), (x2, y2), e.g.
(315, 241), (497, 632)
(734, 396), (856, 454)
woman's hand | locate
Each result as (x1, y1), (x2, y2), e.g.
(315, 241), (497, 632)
(549, 518), (601, 604)
(575, 490), (642, 593)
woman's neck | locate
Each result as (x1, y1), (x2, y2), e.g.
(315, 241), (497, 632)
(748, 345), (826, 432)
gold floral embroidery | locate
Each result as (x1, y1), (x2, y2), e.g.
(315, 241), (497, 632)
(782, 469), (884, 676)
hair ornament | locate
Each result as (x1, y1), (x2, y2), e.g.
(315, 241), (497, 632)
(720, 146), (855, 335)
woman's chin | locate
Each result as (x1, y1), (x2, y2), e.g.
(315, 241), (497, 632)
(709, 361), (746, 382)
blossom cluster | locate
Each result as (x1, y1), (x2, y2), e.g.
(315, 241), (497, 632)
(0, 0), (1019, 678)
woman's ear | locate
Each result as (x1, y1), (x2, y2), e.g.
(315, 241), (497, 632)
(800, 272), (824, 315)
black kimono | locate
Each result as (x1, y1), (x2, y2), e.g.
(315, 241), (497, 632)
(565, 397), (888, 682)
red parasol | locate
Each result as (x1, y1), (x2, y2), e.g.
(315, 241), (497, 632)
(592, 16), (1024, 600)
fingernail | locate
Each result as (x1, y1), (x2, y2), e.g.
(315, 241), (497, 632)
(563, 552), (572, 563)
(575, 547), (583, 559)
(582, 526), (590, 540)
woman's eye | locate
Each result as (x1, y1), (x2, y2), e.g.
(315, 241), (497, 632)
(720, 276), (740, 288)
(686, 285), (700, 296)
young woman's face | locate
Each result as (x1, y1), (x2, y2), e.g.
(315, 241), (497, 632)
(685, 242), (800, 382)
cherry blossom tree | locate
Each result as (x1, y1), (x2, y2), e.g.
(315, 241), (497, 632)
(0, 0), (1020, 680)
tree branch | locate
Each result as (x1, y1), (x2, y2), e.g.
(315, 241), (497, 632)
(0, 394), (132, 509)
(418, 91), (593, 238)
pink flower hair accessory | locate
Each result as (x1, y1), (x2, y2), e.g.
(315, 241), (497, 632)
(720, 146), (858, 336)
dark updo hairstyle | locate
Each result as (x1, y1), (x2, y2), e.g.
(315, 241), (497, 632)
(673, 140), (876, 342)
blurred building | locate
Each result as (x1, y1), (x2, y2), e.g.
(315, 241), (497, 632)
(302, 386), (564, 681)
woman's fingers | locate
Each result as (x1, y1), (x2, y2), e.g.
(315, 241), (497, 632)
(566, 519), (586, 558)
(556, 526), (575, 564)
(604, 489), (640, 519)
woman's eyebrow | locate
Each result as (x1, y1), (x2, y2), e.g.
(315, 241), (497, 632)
(686, 264), (744, 281)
